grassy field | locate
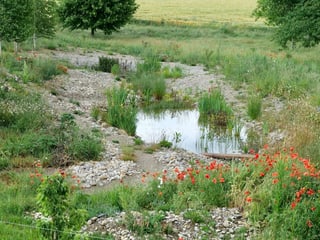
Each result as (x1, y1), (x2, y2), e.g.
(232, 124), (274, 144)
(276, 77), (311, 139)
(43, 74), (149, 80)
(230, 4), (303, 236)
(135, 0), (259, 24)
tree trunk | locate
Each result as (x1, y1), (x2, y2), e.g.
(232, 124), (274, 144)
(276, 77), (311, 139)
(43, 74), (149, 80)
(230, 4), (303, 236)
(91, 28), (95, 36)
(14, 41), (18, 54)
(0, 41), (2, 56)
(33, 33), (36, 51)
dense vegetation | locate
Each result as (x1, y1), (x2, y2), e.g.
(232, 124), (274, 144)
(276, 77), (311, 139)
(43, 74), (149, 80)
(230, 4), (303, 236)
(0, 0), (320, 239)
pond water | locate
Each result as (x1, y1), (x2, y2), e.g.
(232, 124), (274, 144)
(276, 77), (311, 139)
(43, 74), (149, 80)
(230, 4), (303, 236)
(136, 110), (247, 154)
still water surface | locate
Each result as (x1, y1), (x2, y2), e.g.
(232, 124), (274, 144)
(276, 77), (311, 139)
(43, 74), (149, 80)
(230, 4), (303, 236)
(136, 110), (246, 154)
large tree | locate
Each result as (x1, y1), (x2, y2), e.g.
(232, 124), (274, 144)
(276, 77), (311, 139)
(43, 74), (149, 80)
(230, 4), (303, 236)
(58, 0), (138, 36)
(253, 0), (320, 47)
(0, 0), (34, 44)
(32, 0), (58, 49)
(0, 0), (57, 53)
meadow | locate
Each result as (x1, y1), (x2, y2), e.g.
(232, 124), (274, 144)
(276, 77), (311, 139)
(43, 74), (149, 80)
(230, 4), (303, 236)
(1, 0), (320, 239)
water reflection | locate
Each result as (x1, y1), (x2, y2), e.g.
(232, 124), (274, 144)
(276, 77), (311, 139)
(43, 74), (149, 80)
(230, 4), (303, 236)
(136, 109), (246, 154)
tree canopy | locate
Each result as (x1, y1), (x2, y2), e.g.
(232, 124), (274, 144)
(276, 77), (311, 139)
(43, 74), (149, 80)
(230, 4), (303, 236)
(0, 0), (34, 43)
(253, 0), (320, 47)
(58, 0), (138, 36)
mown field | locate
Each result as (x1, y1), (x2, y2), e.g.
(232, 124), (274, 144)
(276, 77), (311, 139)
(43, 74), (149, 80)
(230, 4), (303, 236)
(1, 0), (320, 239)
(134, 0), (259, 24)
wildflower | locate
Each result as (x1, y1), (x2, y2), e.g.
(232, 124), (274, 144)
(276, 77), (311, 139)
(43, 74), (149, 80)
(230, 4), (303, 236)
(272, 179), (279, 184)
(307, 220), (313, 228)
(254, 153), (259, 159)
(272, 172), (278, 177)
(311, 206), (316, 211)
(244, 190), (250, 195)
(263, 144), (269, 149)
(291, 202), (297, 209)
(212, 178), (217, 184)
(205, 174), (210, 179)
(191, 177), (195, 185)
(246, 197), (252, 203)
(307, 189), (315, 196)
(219, 177), (225, 183)
(259, 172), (265, 177)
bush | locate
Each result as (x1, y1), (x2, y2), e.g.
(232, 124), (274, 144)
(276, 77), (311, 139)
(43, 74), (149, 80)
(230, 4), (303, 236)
(247, 95), (262, 120)
(96, 56), (119, 73)
(105, 87), (138, 136)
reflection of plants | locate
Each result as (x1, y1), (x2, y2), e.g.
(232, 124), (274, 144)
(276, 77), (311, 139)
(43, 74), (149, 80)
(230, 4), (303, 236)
(172, 131), (182, 146)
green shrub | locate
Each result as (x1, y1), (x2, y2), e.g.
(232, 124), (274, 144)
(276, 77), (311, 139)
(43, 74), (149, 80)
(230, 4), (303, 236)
(105, 87), (138, 136)
(161, 66), (183, 78)
(247, 95), (262, 120)
(96, 56), (119, 72)
(198, 89), (233, 126)
(68, 135), (102, 161)
(137, 53), (161, 74)
(130, 72), (166, 101)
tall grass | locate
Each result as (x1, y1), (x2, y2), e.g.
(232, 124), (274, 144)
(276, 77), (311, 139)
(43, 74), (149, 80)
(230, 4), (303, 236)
(198, 89), (233, 116)
(104, 87), (138, 136)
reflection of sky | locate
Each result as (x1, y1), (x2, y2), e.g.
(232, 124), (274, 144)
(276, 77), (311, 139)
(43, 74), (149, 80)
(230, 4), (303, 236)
(136, 110), (246, 154)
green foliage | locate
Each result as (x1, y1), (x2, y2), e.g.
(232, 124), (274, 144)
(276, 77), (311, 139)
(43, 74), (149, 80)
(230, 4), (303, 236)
(247, 95), (262, 120)
(0, 0), (33, 43)
(253, 0), (320, 47)
(275, 0), (320, 48)
(125, 211), (165, 236)
(104, 87), (138, 136)
(33, 0), (58, 39)
(96, 56), (119, 73)
(37, 173), (88, 240)
(198, 89), (233, 126)
(161, 66), (183, 79)
(58, 0), (138, 36)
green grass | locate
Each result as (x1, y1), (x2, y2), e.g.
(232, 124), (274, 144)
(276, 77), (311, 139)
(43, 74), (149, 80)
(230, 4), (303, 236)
(104, 87), (138, 136)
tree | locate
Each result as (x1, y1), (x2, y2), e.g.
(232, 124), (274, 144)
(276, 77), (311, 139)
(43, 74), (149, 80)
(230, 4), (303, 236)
(0, 0), (34, 53)
(0, 0), (57, 53)
(58, 0), (138, 36)
(32, 0), (58, 49)
(253, 0), (320, 47)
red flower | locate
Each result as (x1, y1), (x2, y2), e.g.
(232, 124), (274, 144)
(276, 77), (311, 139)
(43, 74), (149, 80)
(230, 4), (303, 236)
(220, 177), (225, 183)
(244, 190), (250, 195)
(205, 174), (210, 179)
(272, 172), (278, 177)
(291, 202), (297, 209)
(311, 206), (316, 211)
(272, 179), (279, 184)
(212, 178), (217, 184)
(307, 189), (315, 196)
(259, 172), (265, 177)
(246, 197), (252, 203)
(307, 220), (313, 228)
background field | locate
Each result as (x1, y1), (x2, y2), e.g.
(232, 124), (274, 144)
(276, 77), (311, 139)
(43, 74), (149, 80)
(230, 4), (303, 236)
(135, 0), (260, 24)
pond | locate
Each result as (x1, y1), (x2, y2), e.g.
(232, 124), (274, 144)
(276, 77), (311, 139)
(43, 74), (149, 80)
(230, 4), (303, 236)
(136, 110), (247, 154)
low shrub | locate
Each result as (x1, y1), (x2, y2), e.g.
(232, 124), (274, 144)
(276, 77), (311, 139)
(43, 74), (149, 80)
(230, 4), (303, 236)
(105, 87), (138, 136)
(96, 56), (119, 72)
(247, 94), (262, 120)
